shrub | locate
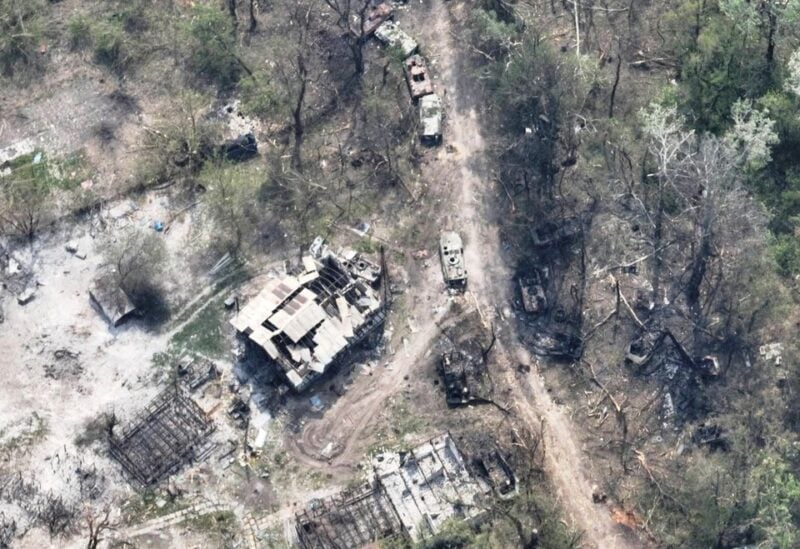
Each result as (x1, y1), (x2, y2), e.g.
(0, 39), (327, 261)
(184, 5), (239, 87)
(239, 73), (284, 119)
(0, 0), (45, 78)
(92, 19), (127, 70)
(67, 15), (93, 50)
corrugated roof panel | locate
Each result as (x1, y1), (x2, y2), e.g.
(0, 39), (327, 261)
(336, 296), (354, 338)
(283, 302), (326, 342)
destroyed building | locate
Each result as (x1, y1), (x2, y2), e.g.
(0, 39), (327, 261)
(371, 433), (490, 541)
(89, 283), (136, 327)
(296, 433), (492, 547)
(231, 238), (386, 392)
(109, 385), (215, 487)
(295, 484), (404, 548)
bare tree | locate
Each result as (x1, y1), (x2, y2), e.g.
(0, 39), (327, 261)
(84, 506), (115, 549)
(640, 101), (775, 349)
(273, 2), (318, 171)
(0, 512), (16, 549)
(37, 493), (77, 538)
(321, 0), (372, 76)
(0, 161), (56, 240)
(200, 161), (263, 255)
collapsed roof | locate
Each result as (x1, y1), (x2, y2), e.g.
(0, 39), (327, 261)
(371, 433), (489, 542)
(231, 239), (385, 392)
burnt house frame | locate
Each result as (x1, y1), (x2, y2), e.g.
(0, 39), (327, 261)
(295, 484), (405, 548)
(109, 385), (214, 487)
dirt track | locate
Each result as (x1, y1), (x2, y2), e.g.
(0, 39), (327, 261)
(428, 4), (640, 547)
(283, 2), (643, 546)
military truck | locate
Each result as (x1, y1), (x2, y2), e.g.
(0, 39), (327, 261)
(374, 21), (418, 58)
(439, 231), (466, 289)
(419, 94), (443, 145)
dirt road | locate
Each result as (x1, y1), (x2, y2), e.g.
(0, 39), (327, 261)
(428, 2), (640, 547)
(283, 2), (641, 546)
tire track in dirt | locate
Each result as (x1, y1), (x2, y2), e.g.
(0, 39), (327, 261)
(428, 2), (641, 547)
(286, 258), (451, 470)
(283, 2), (643, 546)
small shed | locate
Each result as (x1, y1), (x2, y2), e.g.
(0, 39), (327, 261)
(90, 284), (136, 327)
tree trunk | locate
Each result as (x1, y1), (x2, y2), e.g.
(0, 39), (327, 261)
(686, 202), (713, 351)
(292, 57), (308, 171)
(248, 0), (257, 32)
(766, 9), (777, 68)
(228, 0), (238, 28)
(608, 52), (622, 118)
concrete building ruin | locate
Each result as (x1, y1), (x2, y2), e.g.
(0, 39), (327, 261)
(372, 433), (489, 541)
(109, 385), (214, 487)
(295, 433), (493, 547)
(231, 238), (386, 392)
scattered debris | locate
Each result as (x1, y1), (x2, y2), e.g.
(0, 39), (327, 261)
(438, 346), (491, 407)
(528, 330), (582, 360)
(531, 217), (582, 248)
(223, 294), (238, 309)
(625, 328), (714, 422)
(692, 423), (729, 452)
(221, 132), (258, 162)
(626, 330), (719, 380)
(591, 484), (608, 503)
(412, 249), (429, 260)
(759, 342), (783, 366)
(16, 288), (35, 305)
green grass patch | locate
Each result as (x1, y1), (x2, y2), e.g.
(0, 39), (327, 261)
(185, 510), (237, 534)
(168, 296), (229, 360)
(0, 413), (48, 458)
(4, 149), (92, 192)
